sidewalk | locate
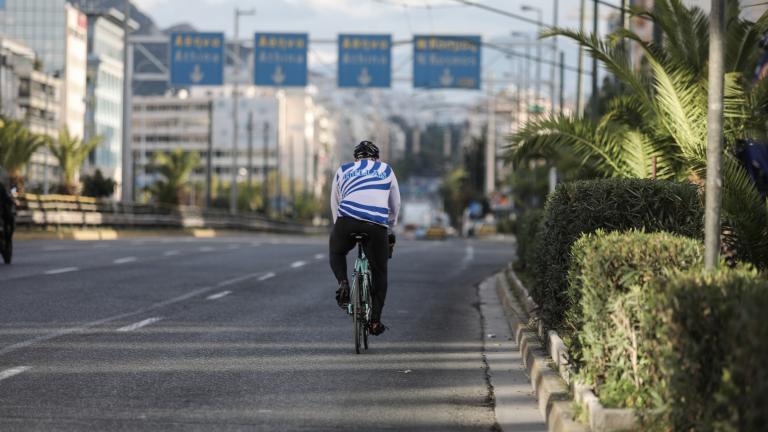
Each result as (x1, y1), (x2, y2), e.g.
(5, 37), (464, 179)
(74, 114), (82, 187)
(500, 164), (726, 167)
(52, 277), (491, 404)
(480, 276), (548, 432)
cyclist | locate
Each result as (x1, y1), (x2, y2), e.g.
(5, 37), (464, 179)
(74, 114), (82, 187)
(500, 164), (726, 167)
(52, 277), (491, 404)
(329, 140), (400, 336)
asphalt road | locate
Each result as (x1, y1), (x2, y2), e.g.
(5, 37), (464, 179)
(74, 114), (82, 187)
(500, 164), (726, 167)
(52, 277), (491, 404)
(0, 234), (515, 431)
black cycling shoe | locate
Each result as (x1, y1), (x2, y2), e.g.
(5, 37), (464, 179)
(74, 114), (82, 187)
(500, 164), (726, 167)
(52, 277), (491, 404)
(335, 281), (350, 310)
(369, 321), (387, 336)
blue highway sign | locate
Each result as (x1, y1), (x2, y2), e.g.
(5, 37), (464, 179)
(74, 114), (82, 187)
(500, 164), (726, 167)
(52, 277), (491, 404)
(338, 34), (391, 88)
(254, 33), (308, 87)
(413, 35), (481, 90)
(169, 32), (224, 86)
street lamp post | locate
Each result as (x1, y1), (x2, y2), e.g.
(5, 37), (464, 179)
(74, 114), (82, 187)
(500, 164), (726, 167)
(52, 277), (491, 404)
(521, 5), (542, 111)
(230, 7), (255, 215)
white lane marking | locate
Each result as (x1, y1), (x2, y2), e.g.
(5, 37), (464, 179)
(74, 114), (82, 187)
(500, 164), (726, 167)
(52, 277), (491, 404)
(44, 267), (78, 275)
(314, 253), (325, 260)
(251, 242), (261, 247)
(164, 250), (179, 256)
(0, 268), (283, 356)
(93, 244), (109, 249)
(291, 261), (306, 268)
(199, 246), (215, 252)
(113, 257), (137, 264)
(258, 272), (276, 281)
(116, 317), (162, 332)
(0, 366), (31, 382)
(217, 272), (264, 288)
(43, 246), (66, 251)
(206, 290), (232, 300)
(227, 244), (240, 250)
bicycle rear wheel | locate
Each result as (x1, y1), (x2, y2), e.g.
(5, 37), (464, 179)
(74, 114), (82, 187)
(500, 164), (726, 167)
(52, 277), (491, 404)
(352, 275), (363, 354)
(363, 273), (371, 350)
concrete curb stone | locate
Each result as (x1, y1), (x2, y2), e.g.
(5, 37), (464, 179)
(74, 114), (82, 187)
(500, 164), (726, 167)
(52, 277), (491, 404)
(498, 266), (640, 432)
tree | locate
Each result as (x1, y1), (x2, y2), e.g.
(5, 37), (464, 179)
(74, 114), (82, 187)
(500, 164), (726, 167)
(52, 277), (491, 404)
(508, 0), (768, 268)
(0, 118), (46, 193)
(148, 148), (200, 205)
(47, 127), (101, 195)
(81, 169), (116, 198)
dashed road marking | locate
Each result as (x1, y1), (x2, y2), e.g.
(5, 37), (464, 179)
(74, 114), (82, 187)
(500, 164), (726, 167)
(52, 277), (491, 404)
(113, 257), (137, 264)
(258, 272), (276, 281)
(314, 253), (325, 260)
(199, 246), (215, 252)
(291, 261), (306, 268)
(44, 267), (78, 275)
(116, 317), (162, 332)
(164, 250), (179, 256)
(0, 366), (31, 382)
(227, 244), (240, 250)
(217, 273), (263, 287)
(206, 290), (232, 300)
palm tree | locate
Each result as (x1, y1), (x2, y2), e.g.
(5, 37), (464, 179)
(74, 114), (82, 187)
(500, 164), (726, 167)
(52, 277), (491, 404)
(47, 127), (101, 195)
(0, 118), (47, 193)
(508, 0), (768, 268)
(148, 148), (201, 205)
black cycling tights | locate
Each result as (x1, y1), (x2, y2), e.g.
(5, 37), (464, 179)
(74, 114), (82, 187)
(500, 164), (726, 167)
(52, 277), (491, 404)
(329, 217), (389, 322)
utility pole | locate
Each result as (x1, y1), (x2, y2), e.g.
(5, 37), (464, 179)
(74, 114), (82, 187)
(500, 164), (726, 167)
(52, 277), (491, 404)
(485, 74), (496, 195)
(121, 0), (133, 203)
(289, 136), (295, 217)
(262, 121), (269, 216)
(521, 6), (543, 111)
(559, 51), (565, 113)
(230, 8), (255, 215)
(704, 0), (726, 270)
(276, 90), (284, 217)
(552, 0), (559, 114)
(591, 0), (599, 120)
(576, 0), (586, 114)
(246, 111), (254, 203)
(205, 100), (213, 208)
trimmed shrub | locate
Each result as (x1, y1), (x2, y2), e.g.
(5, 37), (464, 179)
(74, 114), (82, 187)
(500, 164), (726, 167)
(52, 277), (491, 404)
(567, 229), (703, 411)
(513, 209), (543, 272)
(656, 269), (768, 431)
(533, 178), (703, 328)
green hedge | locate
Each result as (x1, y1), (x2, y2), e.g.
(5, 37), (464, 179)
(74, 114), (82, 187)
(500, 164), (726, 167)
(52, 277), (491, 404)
(533, 178), (703, 328)
(513, 209), (543, 272)
(656, 269), (768, 431)
(567, 229), (703, 411)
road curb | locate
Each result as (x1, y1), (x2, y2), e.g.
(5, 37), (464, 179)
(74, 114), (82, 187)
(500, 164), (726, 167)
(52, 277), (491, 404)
(493, 271), (588, 432)
(499, 267), (640, 432)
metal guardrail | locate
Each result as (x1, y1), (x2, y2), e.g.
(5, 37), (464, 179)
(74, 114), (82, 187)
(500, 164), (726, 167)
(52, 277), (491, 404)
(16, 194), (328, 235)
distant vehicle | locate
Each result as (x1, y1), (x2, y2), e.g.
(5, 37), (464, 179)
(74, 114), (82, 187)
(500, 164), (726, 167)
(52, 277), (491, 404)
(400, 200), (450, 240)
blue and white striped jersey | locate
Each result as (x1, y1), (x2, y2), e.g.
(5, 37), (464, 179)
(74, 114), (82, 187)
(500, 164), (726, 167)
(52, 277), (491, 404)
(330, 159), (401, 228)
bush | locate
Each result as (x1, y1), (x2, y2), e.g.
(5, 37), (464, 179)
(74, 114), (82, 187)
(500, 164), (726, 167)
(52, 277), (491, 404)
(533, 178), (703, 328)
(514, 209), (543, 272)
(656, 268), (768, 431)
(82, 169), (116, 198)
(567, 229), (703, 411)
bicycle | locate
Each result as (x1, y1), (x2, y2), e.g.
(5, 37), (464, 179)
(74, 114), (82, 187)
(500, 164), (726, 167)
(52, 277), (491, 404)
(348, 233), (373, 354)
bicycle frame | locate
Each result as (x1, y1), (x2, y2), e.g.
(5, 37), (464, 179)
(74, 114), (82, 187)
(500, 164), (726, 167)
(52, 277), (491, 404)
(349, 241), (372, 321)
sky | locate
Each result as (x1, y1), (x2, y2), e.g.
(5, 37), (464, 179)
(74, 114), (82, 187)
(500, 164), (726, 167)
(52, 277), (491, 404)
(129, 0), (624, 105)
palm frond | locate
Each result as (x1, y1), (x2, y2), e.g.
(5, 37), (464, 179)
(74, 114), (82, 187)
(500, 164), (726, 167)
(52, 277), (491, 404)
(618, 130), (676, 179)
(542, 28), (655, 116)
(508, 114), (640, 178)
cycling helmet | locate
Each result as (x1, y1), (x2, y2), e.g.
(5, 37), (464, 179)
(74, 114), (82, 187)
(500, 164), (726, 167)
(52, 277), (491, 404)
(353, 140), (380, 160)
